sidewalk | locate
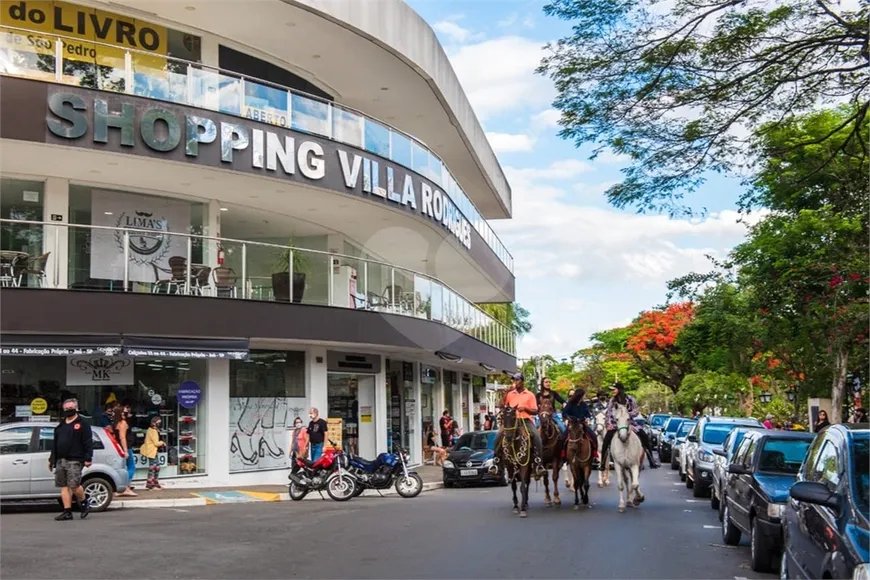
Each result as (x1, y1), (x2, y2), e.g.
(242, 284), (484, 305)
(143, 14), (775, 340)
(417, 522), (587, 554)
(111, 465), (443, 509)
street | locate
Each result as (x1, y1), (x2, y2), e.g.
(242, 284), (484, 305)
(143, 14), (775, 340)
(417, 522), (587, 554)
(1, 467), (777, 580)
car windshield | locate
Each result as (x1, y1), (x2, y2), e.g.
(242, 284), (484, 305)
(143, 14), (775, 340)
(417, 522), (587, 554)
(665, 419), (684, 433)
(677, 422), (696, 437)
(851, 434), (869, 516)
(702, 424), (736, 445)
(651, 415), (669, 428)
(455, 432), (495, 450)
(758, 438), (811, 474)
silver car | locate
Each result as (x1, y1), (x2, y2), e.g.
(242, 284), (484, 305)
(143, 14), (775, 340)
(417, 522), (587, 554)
(0, 421), (128, 511)
(686, 416), (763, 498)
(671, 419), (697, 475)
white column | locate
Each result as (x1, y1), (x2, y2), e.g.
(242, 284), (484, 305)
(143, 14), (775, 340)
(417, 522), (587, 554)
(199, 34), (220, 68)
(203, 199), (222, 268)
(434, 367), (445, 426)
(412, 362), (422, 465)
(466, 379), (474, 432)
(307, 346), (328, 419)
(375, 355), (388, 454)
(42, 178), (69, 288)
(205, 359), (230, 486)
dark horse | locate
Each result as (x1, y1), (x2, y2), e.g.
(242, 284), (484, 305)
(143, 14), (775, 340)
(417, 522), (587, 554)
(498, 406), (533, 518)
(565, 417), (593, 509)
(538, 406), (565, 507)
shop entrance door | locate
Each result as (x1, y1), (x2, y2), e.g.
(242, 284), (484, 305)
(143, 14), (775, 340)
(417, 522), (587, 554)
(386, 361), (414, 455)
(327, 373), (376, 458)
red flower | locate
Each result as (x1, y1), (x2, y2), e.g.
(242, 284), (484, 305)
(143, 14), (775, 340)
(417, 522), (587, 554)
(830, 276), (844, 288)
(848, 273), (862, 281)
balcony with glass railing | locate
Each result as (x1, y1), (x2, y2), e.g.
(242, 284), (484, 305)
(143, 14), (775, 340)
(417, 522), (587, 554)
(0, 25), (514, 273)
(0, 219), (517, 356)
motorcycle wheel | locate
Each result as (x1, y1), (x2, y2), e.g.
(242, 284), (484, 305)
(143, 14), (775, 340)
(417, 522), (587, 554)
(395, 473), (423, 498)
(326, 475), (356, 502)
(288, 482), (308, 501)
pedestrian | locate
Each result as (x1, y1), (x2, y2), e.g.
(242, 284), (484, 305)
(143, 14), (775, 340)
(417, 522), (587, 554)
(763, 414), (774, 429)
(139, 416), (165, 490)
(439, 410), (452, 448)
(98, 401), (118, 428)
(483, 413), (493, 430)
(113, 403), (137, 497)
(814, 410), (831, 432)
(851, 407), (868, 423)
(307, 408), (328, 461)
(49, 398), (94, 521)
(289, 416), (309, 462)
(425, 426), (447, 466)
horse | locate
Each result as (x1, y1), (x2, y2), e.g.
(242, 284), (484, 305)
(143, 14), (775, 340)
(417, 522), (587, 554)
(498, 406), (533, 518)
(564, 416), (593, 509)
(595, 409), (611, 487)
(538, 406), (565, 507)
(611, 403), (645, 512)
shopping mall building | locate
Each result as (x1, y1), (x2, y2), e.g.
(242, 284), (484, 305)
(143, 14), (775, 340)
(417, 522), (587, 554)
(0, 0), (515, 486)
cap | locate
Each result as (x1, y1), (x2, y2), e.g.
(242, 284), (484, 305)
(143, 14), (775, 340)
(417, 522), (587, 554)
(510, 372), (525, 382)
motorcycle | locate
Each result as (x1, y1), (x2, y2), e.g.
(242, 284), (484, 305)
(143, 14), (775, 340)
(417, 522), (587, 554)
(346, 443), (423, 499)
(287, 440), (356, 502)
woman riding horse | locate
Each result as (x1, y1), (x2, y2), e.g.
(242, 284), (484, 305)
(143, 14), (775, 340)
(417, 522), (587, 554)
(560, 388), (599, 459)
(598, 382), (660, 471)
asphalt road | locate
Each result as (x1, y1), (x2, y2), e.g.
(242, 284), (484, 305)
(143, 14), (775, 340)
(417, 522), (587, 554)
(1, 467), (777, 580)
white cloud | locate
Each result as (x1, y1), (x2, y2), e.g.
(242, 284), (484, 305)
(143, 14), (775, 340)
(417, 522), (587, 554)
(593, 150), (631, 165)
(531, 109), (561, 130)
(446, 36), (552, 120)
(485, 132), (537, 153)
(512, 159), (593, 180)
(574, 180), (618, 197)
(496, 13), (518, 27)
(433, 20), (476, 44)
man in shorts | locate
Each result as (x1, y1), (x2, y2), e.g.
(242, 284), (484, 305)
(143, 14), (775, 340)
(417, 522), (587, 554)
(49, 399), (94, 521)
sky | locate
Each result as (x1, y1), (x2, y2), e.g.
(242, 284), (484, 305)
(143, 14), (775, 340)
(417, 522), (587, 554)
(407, 0), (763, 361)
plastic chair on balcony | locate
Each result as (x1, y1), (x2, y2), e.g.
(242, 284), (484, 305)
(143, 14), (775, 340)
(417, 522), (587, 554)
(15, 252), (50, 288)
(151, 256), (187, 294)
(190, 264), (212, 296)
(212, 267), (238, 298)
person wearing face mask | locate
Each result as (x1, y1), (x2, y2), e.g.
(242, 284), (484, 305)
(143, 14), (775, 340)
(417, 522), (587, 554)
(113, 403), (137, 497)
(49, 399), (94, 521)
(289, 416), (309, 464)
(307, 408), (328, 461)
(139, 416), (166, 490)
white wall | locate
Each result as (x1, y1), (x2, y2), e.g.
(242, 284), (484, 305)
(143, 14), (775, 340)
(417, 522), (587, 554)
(357, 375), (376, 458)
(42, 177), (69, 288)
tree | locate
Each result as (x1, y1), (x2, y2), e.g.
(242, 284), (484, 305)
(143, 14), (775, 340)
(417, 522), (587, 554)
(624, 302), (696, 393)
(537, 0), (869, 214)
(634, 381), (675, 414)
(478, 303), (533, 337)
(676, 372), (750, 416)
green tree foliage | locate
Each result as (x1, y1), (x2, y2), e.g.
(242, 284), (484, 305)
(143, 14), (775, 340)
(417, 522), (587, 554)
(478, 303), (533, 336)
(676, 372), (750, 416)
(537, 0), (869, 214)
(634, 381), (675, 414)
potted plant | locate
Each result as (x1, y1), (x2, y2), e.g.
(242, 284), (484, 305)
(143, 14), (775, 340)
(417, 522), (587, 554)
(272, 238), (309, 303)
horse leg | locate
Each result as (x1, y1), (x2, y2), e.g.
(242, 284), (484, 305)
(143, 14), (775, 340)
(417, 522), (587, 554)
(582, 464), (591, 506)
(542, 468), (552, 507)
(615, 461), (626, 512)
(552, 461), (561, 506)
(519, 472), (529, 518)
(631, 462), (644, 506)
(511, 474), (519, 514)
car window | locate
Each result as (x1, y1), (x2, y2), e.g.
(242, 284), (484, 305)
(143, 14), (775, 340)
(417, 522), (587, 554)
(651, 415), (668, 428)
(730, 431), (749, 458)
(851, 435), (868, 516)
(802, 433), (826, 478)
(810, 441), (840, 489)
(703, 424), (735, 445)
(759, 438), (812, 475)
(741, 437), (759, 467)
(37, 427), (53, 452)
(665, 419), (683, 433)
(0, 427), (33, 455)
(92, 432), (105, 450)
(677, 421), (696, 437)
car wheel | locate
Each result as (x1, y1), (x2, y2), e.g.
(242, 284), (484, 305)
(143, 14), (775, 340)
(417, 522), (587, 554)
(443, 479), (454, 489)
(750, 517), (773, 573)
(685, 473), (693, 488)
(718, 492), (725, 521)
(83, 476), (113, 512)
(670, 454), (679, 470)
(692, 472), (705, 497)
(710, 487), (720, 510)
(722, 501), (741, 546)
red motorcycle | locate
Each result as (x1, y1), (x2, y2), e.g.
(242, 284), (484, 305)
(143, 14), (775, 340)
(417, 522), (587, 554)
(288, 440), (356, 502)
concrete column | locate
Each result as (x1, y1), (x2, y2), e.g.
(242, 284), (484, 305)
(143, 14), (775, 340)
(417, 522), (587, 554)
(200, 34), (220, 68)
(374, 355), (388, 454)
(42, 178), (69, 288)
(307, 346), (328, 419)
(412, 362), (422, 465)
(466, 378), (474, 432)
(205, 359), (230, 485)
(203, 199), (222, 268)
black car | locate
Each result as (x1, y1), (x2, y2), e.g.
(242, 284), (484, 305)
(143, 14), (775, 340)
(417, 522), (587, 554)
(781, 424), (869, 579)
(659, 417), (686, 463)
(442, 431), (506, 488)
(721, 430), (815, 572)
(649, 413), (671, 447)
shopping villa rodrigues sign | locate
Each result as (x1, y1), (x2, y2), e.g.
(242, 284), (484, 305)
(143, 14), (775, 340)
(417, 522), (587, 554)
(44, 90), (473, 250)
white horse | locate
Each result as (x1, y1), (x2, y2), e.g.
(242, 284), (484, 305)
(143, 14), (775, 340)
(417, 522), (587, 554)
(595, 410), (611, 487)
(611, 403), (645, 512)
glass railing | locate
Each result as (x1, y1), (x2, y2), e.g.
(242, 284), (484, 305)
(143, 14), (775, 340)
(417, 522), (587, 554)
(0, 25), (514, 273)
(0, 219), (516, 355)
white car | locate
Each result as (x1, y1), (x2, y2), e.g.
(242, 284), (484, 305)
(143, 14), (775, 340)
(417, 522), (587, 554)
(0, 421), (129, 511)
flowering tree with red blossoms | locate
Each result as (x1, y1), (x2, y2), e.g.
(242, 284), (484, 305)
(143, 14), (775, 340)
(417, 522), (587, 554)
(624, 302), (696, 393)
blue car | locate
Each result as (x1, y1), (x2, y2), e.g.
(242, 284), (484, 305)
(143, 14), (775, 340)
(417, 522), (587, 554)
(721, 430), (815, 573)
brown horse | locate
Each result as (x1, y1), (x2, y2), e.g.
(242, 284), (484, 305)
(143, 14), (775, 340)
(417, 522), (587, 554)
(565, 416), (593, 509)
(538, 407), (565, 507)
(498, 406), (533, 518)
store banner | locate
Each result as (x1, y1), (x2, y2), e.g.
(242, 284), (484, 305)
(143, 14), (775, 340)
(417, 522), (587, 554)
(89, 189), (191, 284)
(66, 355), (134, 386)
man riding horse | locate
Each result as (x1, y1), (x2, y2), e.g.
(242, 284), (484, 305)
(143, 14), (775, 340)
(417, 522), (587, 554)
(599, 382), (660, 470)
(493, 373), (546, 478)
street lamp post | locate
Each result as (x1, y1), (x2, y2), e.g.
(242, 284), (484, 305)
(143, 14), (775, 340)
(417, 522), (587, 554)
(760, 390), (772, 404)
(787, 386), (799, 419)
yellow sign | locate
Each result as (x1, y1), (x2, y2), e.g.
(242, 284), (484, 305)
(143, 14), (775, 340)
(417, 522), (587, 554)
(360, 415), (372, 423)
(1, 1), (167, 67)
(326, 418), (343, 450)
(30, 397), (47, 415)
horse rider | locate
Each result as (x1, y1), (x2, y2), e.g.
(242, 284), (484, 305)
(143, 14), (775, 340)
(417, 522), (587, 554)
(598, 382), (660, 470)
(560, 388), (599, 459)
(536, 377), (566, 433)
(493, 373), (547, 477)
(592, 390), (609, 416)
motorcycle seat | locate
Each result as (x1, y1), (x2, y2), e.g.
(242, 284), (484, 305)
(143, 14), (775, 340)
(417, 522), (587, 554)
(353, 457), (378, 469)
(297, 457), (317, 468)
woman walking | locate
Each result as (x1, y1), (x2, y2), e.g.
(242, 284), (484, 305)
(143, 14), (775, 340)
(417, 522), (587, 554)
(114, 403), (137, 497)
(289, 417), (309, 461)
(139, 416), (165, 490)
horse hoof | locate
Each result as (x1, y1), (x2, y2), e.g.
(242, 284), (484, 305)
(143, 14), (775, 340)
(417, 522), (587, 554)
(637, 495), (645, 504)
(597, 482), (603, 488)
(519, 511), (528, 518)
(618, 506), (625, 513)
(573, 504), (579, 510)
(554, 498), (561, 506)
(545, 502), (552, 508)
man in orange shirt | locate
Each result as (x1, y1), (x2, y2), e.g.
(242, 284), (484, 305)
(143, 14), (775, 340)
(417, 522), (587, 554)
(494, 373), (546, 477)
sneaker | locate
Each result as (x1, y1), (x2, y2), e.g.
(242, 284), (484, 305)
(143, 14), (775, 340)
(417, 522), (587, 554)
(80, 498), (90, 519)
(180, 445), (195, 454)
(55, 511), (73, 521)
(180, 431), (194, 437)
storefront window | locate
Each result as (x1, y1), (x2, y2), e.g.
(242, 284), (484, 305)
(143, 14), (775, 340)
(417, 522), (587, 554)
(327, 373), (376, 458)
(1, 178), (44, 259)
(0, 355), (208, 478)
(68, 185), (205, 291)
(386, 360), (414, 454)
(229, 350), (305, 473)
(420, 365), (438, 438)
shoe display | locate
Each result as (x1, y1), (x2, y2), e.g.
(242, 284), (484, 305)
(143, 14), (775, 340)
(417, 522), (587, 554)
(180, 445), (196, 454)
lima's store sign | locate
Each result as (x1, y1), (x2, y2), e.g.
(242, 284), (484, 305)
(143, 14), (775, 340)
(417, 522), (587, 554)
(45, 91), (473, 250)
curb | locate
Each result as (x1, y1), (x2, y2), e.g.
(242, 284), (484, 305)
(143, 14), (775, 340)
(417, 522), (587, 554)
(110, 482), (443, 509)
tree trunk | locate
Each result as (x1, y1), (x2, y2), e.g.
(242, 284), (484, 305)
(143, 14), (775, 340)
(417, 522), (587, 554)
(830, 348), (849, 424)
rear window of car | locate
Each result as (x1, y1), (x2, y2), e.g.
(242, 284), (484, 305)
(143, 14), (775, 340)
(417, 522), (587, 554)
(678, 421), (696, 437)
(758, 438), (812, 474)
(665, 419), (684, 433)
(456, 432), (494, 450)
(702, 424), (736, 445)
(651, 415), (669, 427)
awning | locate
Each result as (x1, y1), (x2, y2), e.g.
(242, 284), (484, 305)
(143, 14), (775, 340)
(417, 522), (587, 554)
(0, 334), (123, 356)
(121, 337), (249, 360)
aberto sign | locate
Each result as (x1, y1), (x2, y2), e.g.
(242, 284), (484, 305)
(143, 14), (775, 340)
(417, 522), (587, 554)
(45, 91), (473, 250)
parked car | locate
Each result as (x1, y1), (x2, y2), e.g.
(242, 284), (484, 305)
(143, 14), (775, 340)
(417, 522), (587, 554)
(686, 416), (763, 497)
(660, 417), (686, 463)
(0, 421), (128, 512)
(720, 430), (815, 572)
(671, 419), (696, 477)
(681, 420), (700, 483)
(711, 426), (765, 514)
(781, 423), (869, 580)
(648, 413), (671, 448)
(442, 430), (506, 488)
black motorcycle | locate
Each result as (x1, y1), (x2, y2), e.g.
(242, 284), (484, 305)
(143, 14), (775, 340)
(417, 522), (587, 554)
(346, 443), (423, 498)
